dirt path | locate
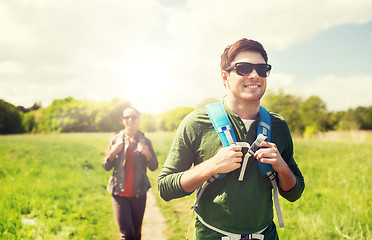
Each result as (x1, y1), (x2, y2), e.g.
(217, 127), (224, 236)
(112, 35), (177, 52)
(142, 189), (167, 240)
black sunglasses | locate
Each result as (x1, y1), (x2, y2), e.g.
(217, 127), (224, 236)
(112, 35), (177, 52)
(123, 115), (138, 121)
(225, 62), (272, 77)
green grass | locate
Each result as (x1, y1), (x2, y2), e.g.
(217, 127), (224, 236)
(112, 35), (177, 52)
(277, 132), (372, 240)
(1, 131), (371, 239)
(0, 133), (117, 239)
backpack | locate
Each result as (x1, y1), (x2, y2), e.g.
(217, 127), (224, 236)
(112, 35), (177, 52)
(186, 103), (285, 239)
(203, 102), (284, 228)
(206, 102), (276, 180)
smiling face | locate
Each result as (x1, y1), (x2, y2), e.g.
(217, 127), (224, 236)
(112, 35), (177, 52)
(122, 108), (140, 133)
(222, 51), (267, 105)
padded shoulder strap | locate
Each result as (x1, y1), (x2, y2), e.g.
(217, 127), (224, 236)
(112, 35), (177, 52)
(206, 103), (271, 144)
(206, 102), (237, 147)
(206, 102), (237, 179)
(258, 106), (271, 141)
(256, 106), (276, 177)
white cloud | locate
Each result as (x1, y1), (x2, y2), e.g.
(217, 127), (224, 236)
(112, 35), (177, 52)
(0, 61), (25, 74)
(0, 0), (371, 112)
(299, 75), (372, 111)
(267, 73), (297, 90)
(166, 0), (372, 51)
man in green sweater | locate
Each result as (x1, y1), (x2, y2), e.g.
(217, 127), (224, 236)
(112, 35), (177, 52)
(158, 38), (305, 240)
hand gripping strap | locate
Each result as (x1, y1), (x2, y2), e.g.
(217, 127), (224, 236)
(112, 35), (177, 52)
(206, 102), (237, 179)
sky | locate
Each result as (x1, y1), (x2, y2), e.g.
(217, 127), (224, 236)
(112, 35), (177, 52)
(1, 0), (372, 114)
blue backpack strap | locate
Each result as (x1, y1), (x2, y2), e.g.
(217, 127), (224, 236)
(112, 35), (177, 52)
(206, 102), (237, 147)
(258, 106), (284, 228)
(258, 106), (271, 141)
(206, 102), (237, 179)
(257, 106), (276, 178)
(206, 103), (276, 179)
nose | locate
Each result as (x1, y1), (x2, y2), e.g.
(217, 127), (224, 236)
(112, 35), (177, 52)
(247, 68), (260, 79)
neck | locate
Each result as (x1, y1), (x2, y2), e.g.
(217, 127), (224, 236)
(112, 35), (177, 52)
(125, 128), (137, 138)
(226, 96), (260, 120)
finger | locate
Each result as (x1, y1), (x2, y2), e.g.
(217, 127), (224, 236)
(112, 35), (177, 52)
(257, 156), (274, 165)
(232, 163), (241, 169)
(234, 157), (243, 163)
(229, 145), (242, 151)
(259, 141), (277, 149)
(254, 144), (278, 157)
(256, 151), (277, 159)
(258, 141), (269, 148)
(234, 151), (243, 157)
(254, 150), (264, 159)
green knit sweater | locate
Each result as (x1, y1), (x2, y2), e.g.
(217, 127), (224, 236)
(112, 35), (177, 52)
(158, 102), (305, 239)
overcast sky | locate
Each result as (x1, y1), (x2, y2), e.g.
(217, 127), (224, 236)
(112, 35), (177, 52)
(1, 0), (372, 113)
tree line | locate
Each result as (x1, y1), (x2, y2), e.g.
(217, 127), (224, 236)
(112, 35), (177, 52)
(1, 91), (372, 136)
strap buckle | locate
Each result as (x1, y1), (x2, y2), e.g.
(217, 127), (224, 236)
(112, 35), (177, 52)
(241, 234), (253, 240)
(266, 171), (276, 181)
(218, 125), (235, 146)
(218, 125), (231, 133)
(221, 233), (264, 240)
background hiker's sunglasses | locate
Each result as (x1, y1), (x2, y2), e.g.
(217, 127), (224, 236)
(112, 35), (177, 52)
(225, 62), (272, 77)
(123, 115), (138, 121)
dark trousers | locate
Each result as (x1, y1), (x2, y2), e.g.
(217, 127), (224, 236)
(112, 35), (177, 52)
(112, 194), (147, 240)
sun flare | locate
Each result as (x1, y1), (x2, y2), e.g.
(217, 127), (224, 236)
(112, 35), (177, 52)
(121, 50), (175, 114)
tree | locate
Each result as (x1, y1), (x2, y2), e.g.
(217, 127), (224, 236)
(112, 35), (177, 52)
(354, 106), (372, 130)
(139, 114), (158, 132)
(335, 106), (372, 131)
(336, 109), (360, 130)
(17, 102), (42, 113)
(261, 90), (304, 135)
(300, 96), (329, 136)
(39, 97), (131, 133)
(22, 112), (35, 133)
(197, 97), (220, 108)
(0, 99), (24, 134)
(158, 107), (195, 131)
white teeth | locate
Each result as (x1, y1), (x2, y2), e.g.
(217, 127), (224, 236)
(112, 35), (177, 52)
(246, 85), (259, 88)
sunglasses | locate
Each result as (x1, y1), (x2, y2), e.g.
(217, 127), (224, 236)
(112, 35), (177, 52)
(123, 115), (138, 121)
(225, 62), (272, 77)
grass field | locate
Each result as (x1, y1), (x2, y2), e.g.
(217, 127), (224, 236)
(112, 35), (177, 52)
(0, 133), (117, 240)
(0, 131), (371, 239)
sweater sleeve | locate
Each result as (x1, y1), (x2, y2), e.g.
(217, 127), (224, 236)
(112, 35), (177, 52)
(158, 112), (197, 201)
(276, 119), (305, 202)
(145, 138), (158, 171)
(102, 135), (116, 171)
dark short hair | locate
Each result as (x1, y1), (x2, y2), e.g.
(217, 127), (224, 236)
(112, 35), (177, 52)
(220, 38), (268, 70)
(123, 107), (140, 117)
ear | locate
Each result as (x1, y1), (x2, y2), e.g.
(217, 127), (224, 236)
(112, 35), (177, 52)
(221, 70), (229, 88)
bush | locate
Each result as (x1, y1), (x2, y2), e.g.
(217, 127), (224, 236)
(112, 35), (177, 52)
(0, 99), (24, 134)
